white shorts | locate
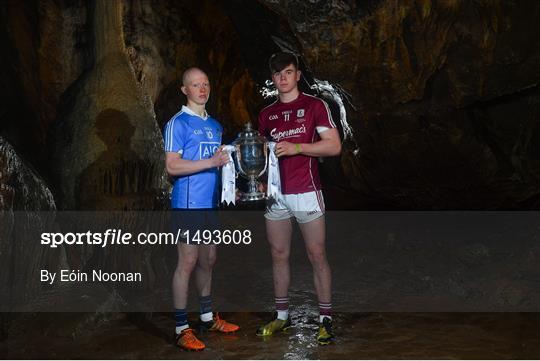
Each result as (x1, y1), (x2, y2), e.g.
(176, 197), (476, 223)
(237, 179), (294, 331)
(265, 190), (325, 224)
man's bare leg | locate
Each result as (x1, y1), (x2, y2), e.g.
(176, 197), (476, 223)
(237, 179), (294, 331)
(256, 217), (294, 336)
(191, 244), (239, 332)
(299, 215), (334, 344)
(194, 244), (217, 298)
(172, 242), (199, 309)
(299, 216), (332, 305)
(266, 217), (293, 298)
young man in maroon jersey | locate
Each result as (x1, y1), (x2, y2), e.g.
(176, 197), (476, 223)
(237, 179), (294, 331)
(256, 52), (342, 345)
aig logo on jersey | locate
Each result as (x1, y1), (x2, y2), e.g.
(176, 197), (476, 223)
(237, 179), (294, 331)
(199, 142), (220, 159)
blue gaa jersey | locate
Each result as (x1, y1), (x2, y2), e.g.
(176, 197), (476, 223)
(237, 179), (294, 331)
(163, 105), (222, 209)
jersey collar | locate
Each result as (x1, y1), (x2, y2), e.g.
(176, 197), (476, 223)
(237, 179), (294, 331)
(278, 92), (304, 105)
(181, 105), (209, 120)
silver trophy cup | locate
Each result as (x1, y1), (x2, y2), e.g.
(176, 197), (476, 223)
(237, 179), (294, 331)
(232, 122), (268, 201)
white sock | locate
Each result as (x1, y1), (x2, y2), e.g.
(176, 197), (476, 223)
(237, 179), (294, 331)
(200, 311), (213, 322)
(175, 324), (189, 334)
(277, 310), (289, 320)
(319, 315), (332, 323)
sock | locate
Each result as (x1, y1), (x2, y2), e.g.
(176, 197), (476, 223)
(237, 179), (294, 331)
(199, 295), (213, 322)
(319, 315), (333, 323)
(175, 308), (189, 334)
(319, 302), (332, 323)
(275, 296), (289, 320)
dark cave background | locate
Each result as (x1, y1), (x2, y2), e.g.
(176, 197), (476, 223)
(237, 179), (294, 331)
(1, 1), (540, 355)
(1, 0), (540, 211)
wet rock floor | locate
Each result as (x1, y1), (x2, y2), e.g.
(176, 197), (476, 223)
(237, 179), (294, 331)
(2, 311), (540, 359)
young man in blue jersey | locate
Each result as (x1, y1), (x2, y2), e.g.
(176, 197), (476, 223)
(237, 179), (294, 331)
(163, 67), (239, 351)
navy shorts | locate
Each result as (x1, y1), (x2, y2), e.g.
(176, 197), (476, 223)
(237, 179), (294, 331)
(170, 209), (220, 244)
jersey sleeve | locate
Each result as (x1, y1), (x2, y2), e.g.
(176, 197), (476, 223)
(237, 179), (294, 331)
(314, 98), (337, 130)
(217, 122), (223, 143)
(163, 118), (187, 155)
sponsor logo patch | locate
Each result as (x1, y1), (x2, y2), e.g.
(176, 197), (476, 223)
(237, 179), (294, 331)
(199, 142), (220, 159)
(270, 124), (307, 141)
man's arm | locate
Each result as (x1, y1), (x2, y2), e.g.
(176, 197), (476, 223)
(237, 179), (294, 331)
(165, 148), (229, 176)
(274, 128), (342, 158)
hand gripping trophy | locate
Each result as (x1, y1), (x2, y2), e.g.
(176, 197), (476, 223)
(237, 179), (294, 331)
(221, 122), (281, 204)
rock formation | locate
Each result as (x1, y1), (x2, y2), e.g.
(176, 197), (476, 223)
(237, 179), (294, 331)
(50, 0), (168, 210)
(0, 136), (60, 310)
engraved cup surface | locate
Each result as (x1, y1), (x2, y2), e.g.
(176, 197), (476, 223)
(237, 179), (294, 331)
(233, 123), (268, 179)
(236, 142), (266, 177)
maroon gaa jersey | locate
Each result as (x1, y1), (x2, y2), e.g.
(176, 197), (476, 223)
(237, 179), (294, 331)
(258, 92), (336, 194)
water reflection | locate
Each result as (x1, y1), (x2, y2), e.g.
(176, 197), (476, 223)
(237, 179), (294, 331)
(3, 312), (539, 359)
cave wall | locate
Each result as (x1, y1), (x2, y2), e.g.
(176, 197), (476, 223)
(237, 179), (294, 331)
(254, 0), (540, 208)
(0, 136), (61, 309)
(122, 0), (263, 139)
(48, 0), (169, 210)
(1, 0), (540, 209)
(0, 0), (92, 172)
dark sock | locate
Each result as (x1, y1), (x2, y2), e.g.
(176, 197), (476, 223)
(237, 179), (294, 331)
(199, 295), (213, 322)
(175, 308), (188, 334)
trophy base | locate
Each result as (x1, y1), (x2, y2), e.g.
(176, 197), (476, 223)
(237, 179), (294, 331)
(240, 192), (266, 202)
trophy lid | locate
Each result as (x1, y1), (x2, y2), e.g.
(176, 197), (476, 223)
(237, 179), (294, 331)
(235, 122), (265, 142)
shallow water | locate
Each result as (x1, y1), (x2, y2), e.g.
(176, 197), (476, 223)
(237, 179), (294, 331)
(3, 311), (540, 359)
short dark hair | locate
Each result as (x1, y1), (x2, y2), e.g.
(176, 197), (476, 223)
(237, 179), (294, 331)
(269, 52), (299, 73)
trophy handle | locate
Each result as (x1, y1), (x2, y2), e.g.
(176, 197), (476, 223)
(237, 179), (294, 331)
(234, 144), (247, 177)
(257, 142), (269, 178)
